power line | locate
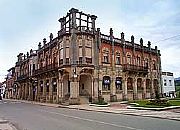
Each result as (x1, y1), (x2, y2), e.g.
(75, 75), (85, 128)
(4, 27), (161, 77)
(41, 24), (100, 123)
(155, 34), (180, 43)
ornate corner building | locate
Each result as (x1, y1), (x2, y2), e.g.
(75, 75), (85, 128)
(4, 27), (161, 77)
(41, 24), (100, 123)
(12, 8), (162, 104)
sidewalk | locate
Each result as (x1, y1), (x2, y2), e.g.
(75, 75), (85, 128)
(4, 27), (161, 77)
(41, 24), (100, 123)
(6, 99), (180, 121)
(0, 119), (17, 130)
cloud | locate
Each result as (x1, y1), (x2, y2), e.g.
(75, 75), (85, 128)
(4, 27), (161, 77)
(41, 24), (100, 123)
(0, 0), (180, 82)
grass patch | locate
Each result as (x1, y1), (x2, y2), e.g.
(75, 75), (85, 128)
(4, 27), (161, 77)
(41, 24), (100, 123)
(169, 100), (180, 106)
(169, 98), (180, 100)
(129, 99), (180, 108)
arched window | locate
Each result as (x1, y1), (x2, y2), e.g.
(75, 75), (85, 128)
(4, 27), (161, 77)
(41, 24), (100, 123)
(127, 77), (133, 90)
(152, 60), (156, 70)
(137, 78), (143, 90)
(116, 52), (121, 65)
(102, 48), (109, 63)
(102, 76), (111, 90)
(46, 80), (49, 93)
(146, 79), (150, 89)
(127, 55), (131, 64)
(116, 77), (122, 90)
(137, 56), (141, 66)
(144, 58), (148, 68)
(40, 81), (43, 92)
(46, 56), (48, 66)
(52, 78), (57, 92)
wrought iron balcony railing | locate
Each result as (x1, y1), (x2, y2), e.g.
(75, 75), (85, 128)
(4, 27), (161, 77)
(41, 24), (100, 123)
(123, 64), (148, 73)
(33, 63), (59, 75)
(16, 74), (28, 81)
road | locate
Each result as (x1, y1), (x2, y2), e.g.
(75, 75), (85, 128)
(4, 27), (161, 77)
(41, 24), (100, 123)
(0, 100), (179, 130)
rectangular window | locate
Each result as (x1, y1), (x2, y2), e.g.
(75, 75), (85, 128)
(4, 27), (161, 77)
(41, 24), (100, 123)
(127, 55), (131, 64)
(86, 58), (92, 64)
(66, 58), (69, 64)
(116, 57), (121, 65)
(137, 57), (140, 66)
(103, 55), (109, 63)
(79, 57), (82, 64)
(33, 64), (35, 71)
(169, 80), (172, 86)
(59, 59), (63, 65)
(164, 79), (167, 86)
(153, 63), (156, 70)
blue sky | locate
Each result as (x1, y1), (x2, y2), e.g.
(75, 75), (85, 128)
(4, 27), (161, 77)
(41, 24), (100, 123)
(0, 0), (180, 82)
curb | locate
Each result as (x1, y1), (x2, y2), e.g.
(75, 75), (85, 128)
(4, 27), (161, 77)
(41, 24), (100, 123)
(127, 105), (180, 111)
(89, 103), (110, 107)
(0, 120), (9, 124)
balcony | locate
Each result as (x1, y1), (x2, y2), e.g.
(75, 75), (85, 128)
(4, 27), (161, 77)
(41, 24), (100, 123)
(123, 64), (148, 73)
(17, 74), (28, 81)
(33, 63), (59, 75)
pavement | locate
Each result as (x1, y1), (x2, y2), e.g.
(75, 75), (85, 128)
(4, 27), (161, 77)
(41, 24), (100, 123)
(1, 100), (180, 130)
(0, 118), (17, 130)
(4, 99), (180, 121)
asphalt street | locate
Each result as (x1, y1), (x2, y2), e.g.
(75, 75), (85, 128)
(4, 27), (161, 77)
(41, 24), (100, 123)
(0, 100), (179, 130)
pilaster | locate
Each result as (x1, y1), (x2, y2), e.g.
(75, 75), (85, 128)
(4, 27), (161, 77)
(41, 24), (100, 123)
(133, 78), (138, 100)
(123, 77), (127, 100)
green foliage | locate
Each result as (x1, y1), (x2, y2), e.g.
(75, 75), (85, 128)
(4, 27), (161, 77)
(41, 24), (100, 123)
(93, 96), (108, 105)
(155, 90), (160, 99)
(130, 99), (180, 108)
(175, 86), (180, 92)
(169, 100), (180, 106)
(147, 99), (171, 107)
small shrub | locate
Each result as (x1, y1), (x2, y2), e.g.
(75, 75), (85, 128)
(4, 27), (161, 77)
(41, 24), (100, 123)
(93, 96), (108, 105)
(147, 98), (171, 107)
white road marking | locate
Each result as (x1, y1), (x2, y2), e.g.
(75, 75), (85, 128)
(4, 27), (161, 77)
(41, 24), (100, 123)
(40, 109), (142, 130)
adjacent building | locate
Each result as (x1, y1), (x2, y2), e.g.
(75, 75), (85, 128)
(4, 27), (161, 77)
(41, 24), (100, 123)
(162, 72), (175, 98)
(5, 67), (15, 98)
(8, 8), (162, 104)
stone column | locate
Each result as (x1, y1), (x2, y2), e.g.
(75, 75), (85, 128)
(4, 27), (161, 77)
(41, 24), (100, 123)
(57, 77), (60, 103)
(142, 78), (146, 99)
(49, 78), (53, 102)
(99, 79), (102, 95)
(110, 75), (117, 101)
(82, 36), (86, 64)
(91, 78), (94, 98)
(133, 78), (138, 100)
(123, 77), (127, 100)
(69, 76), (79, 105)
(93, 71), (99, 102)
(63, 38), (66, 65)
(43, 79), (46, 102)
(151, 79), (155, 98)
(28, 84), (32, 100)
(24, 84), (27, 100)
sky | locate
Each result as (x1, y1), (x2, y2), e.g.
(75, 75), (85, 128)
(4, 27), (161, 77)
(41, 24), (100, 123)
(0, 0), (180, 82)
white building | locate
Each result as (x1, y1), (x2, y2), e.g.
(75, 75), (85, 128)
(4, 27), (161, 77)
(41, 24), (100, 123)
(0, 83), (6, 99)
(162, 72), (175, 98)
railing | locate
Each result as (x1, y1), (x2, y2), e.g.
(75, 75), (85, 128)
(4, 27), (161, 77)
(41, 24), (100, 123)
(123, 64), (148, 73)
(17, 74), (28, 81)
(101, 34), (111, 41)
(33, 63), (59, 75)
